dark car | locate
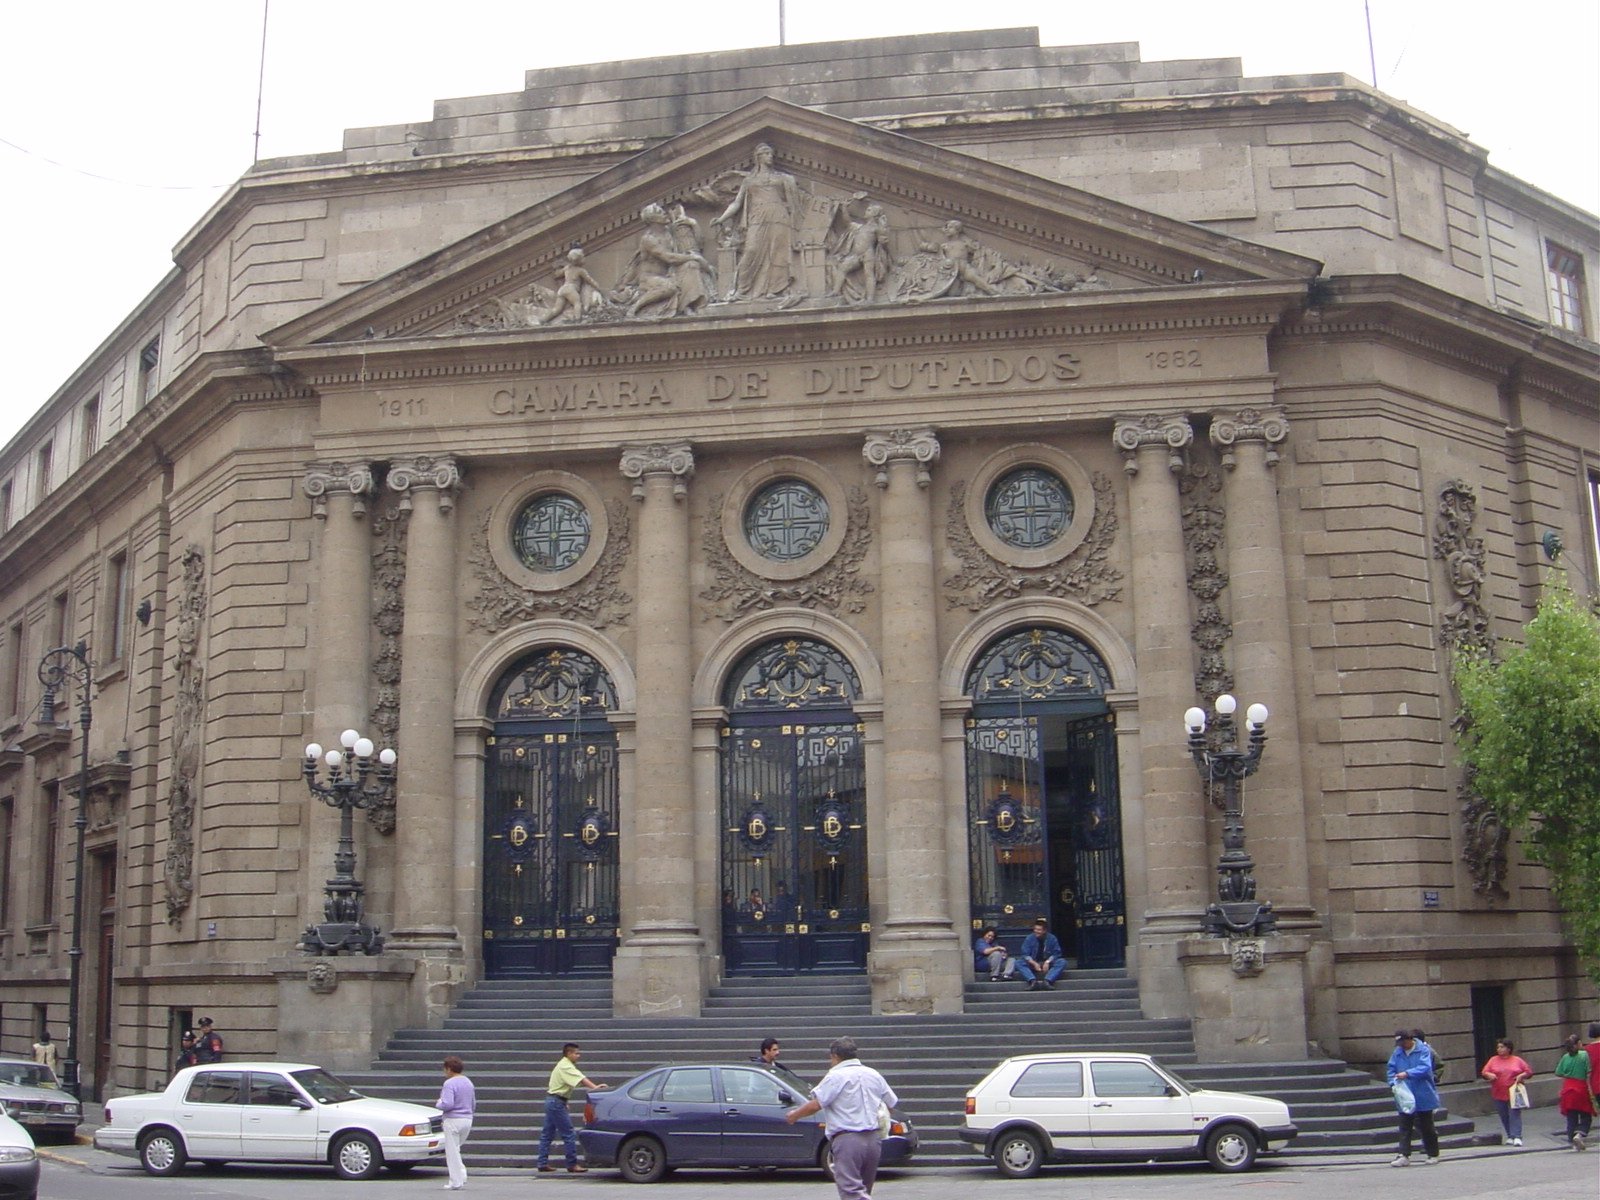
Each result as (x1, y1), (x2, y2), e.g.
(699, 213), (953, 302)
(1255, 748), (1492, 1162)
(577, 1061), (916, 1183)
(0, 1111), (40, 1200)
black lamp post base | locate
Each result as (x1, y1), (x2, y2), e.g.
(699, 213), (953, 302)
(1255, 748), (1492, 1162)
(299, 921), (386, 956)
(1202, 900), (1277, 938)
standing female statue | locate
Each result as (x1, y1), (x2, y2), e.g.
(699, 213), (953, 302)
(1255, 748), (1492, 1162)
(712, 143), (803, 300)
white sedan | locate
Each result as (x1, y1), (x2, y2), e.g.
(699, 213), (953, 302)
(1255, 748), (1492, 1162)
(94, 1062), (444, 1180)
(960, 1052), (1297, 1177)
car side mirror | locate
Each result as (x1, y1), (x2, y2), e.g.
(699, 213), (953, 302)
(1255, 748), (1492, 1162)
(294, 1097), (314, 1110)
(778, 1091), (794, 1105)
(1164, 1085), (1181, 1097)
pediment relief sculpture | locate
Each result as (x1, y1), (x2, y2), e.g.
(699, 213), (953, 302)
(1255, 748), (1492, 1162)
(443, 145), (1115, 336)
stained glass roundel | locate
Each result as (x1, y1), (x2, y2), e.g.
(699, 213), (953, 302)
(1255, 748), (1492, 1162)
(744, 479), (829, 562)
(985, 468), (1073, 550)
(513, 493), (591, 571)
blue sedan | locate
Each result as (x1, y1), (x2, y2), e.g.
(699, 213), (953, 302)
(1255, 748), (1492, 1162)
(577, 1062), (916, 1183)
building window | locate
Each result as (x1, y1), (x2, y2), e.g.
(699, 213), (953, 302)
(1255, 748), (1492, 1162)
(512, 493), (590, 571)
(744, 479), (829, 562)
(1547, 243), (1588, 334)
(0, 482), (10, 532)
(1588, 472), (1600, 578)
(107, 552), (129, 660)
(137, 338), (160, 406)
(3, 621), (23, 718)
(0, 798), (12, 930)
(80, 395), (100, 463)
(985, 467), (1074, 550)
(40, 786), (59, 924)
(50, 594), (68, 651)
(33, 442), (52, 507)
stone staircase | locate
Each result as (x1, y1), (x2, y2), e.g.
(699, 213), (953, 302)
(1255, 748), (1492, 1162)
(342, 971), (1474, 1169)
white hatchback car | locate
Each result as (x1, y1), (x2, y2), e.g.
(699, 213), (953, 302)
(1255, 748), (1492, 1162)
(960, 1052), (1297, 1177)
(94, 1062), (444, 1180)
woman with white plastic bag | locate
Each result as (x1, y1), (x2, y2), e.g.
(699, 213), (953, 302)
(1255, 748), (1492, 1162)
(1386, 1029), (1441, 1166)
(1479, 1038), (1533, 1146)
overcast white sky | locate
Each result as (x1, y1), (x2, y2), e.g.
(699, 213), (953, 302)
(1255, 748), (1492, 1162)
(2, 0), (1595, 449)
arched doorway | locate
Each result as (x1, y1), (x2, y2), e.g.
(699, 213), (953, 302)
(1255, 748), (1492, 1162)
(965, 627), (1126, 969)
(721, 638), (868, 975)
(481, 647), (619, 977)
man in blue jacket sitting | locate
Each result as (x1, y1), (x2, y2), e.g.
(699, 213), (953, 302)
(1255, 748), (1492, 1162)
(1015, 919), (1066, 990)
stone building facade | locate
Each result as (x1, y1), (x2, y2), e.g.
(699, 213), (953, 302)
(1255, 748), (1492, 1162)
(0, 30), (1595, 1095)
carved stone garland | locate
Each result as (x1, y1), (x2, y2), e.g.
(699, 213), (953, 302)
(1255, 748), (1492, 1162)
(1432, 478), (1506, 896)
(465, 501), (633, 633)
(942, 473), (1123, 611)
(699, 488), (874, 622)
(1180, 460), (1234, 705)
(366, 504), (407, 834)
(163, 544), (206, 922)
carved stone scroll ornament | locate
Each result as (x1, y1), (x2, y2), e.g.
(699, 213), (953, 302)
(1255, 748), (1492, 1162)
(1209, 406), (1289, 471)
(1431, 478), (1506, 896)
(303, 462), (376, 519)
(387, 456), (462, 514)
(619, 443), (695, 500)
(863, 428), (940, 488)
(943, 473), (1124, 612)
(164, 544), (207, 922)
(466, 501), (633, 634)
(1113, 414), (1194, 475)
(700, 488), (874, 622)
(1180, 462), (1234, 705)
(366, 505), (407, 834)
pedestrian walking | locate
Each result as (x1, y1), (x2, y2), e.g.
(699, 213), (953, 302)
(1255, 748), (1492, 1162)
(785, 1036), (897, 1200)
(1479, 1037), (1533, 1146)
(1387, 1028), (1441, 1166)
(1555, 1033), (1593, 1150)
(537, 1042), (606, 1174)
(194, 1017), (224, 1063)
(1586, 1022), (1600, 1108)
(436, 1055), (476, 1191)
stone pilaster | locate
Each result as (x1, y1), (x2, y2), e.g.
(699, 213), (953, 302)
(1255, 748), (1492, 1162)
(1209, 408), (1314, 923)
(613, 443), (704, 1018)
(300, 463), (375, 935)
(862, 429), (963, 1014)
(1112, 415), (1204, 1017)
(386, 456), (464, 960)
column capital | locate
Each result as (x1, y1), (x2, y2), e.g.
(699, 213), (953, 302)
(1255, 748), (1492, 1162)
(1112, 414), (1192, 475)
(303, 461), (375, 519)
(387, 455), (463, 514)
(1209, 406), (1289, 470)
(863, 428), (940, 488)
(619, 442), (694, 501)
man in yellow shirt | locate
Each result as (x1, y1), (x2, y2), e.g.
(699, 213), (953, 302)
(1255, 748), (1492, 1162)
(538, 1042), (607, 1173)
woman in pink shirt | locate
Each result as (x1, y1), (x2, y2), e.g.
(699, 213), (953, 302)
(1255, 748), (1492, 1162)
(1480, 1038), (1533, 1146)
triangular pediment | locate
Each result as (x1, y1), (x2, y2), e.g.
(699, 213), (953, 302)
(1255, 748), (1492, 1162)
(267, 97), (1320, 349)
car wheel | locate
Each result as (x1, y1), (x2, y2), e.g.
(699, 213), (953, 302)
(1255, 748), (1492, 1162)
(618, 1134), (667, 1183)
(819, 1139), (835, 1180)
(1205, 1123), (1258, 1172)
(992, 1129), (1044, 1179)
(137, 1127), (187, 1176)
(331, 1131), (383, 1180)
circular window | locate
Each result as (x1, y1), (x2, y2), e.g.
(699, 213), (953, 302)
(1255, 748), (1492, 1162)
(985, 468), (1073, 549)
(513, 493), (591, 571)
(744, 480), (830, 562)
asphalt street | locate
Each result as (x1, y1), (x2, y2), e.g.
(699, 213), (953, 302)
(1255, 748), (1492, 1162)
(36, 1136), (1600, 1200)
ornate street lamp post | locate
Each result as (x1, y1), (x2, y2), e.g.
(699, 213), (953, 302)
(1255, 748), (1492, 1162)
(298, 729), (396, 956)
(1184, 693), (1278, 938)
(36, 641), (93, 1098)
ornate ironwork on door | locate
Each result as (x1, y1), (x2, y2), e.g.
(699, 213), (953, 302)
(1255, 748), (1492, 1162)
(965, 627), (1126, 969)
(482, 648), (619, 977)
(721, 639), (869, 974)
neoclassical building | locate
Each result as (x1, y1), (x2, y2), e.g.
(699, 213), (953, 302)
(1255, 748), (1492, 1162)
(1, 29), (1596, 1095)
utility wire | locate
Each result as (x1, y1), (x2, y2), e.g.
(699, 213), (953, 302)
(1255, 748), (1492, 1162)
(254, 0), (270, 163)
(0, 134), (227, 191)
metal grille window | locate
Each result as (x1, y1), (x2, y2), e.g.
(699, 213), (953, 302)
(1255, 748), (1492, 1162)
(513, 493), (591, 571)
(985, 468), (1073, 549)
(744, 480), (829, 561)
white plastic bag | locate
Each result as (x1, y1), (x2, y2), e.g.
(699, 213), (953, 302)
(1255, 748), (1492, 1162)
(1392, 1078), (1416, 1114)
(1509, 1081), (1530, 1110)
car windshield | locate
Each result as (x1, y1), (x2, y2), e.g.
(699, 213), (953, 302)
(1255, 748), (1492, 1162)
(765, 1063), (814, 1098)
(0, 1064), (57, 1089)
(289, 1068), (364, 1104)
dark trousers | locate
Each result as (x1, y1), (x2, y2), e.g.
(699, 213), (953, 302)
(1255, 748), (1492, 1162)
(537, 1095), (578, 1167)
(1492, 1097), (1523, 1140)
(1397, 1108), (1439, 1158)
(1565, 1109), (1593, 1139)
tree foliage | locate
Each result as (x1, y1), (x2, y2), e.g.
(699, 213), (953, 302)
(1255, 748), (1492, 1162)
(1455, 574), (1600, 983)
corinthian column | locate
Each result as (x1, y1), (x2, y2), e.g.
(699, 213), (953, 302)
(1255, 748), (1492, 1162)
(1210, 407), (1312, 921)
(862, 429), (963, 1014)
(386, 455), (463, 951)
(300, 463), (375, 934)
(613, 442), (704, 1018)
(1112, 415), (1204, 1017)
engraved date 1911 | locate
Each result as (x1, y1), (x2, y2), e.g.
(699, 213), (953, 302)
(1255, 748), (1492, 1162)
(1145, 347), (1202, 369)
(377, 397), (429, 418)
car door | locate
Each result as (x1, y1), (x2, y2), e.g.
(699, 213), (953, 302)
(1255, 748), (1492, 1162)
(649, 1068), (723, 1163)
(1004, 1060), (1093, 1154)
(174, 1070), (245, 1159)
(718, 1067), (814, 1165)
(242, 1072), (319, 1161)
(1087, 1059), (1195, 1152)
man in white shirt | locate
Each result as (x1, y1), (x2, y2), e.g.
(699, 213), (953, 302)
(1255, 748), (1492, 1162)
(785, 1036), (898, 1200)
